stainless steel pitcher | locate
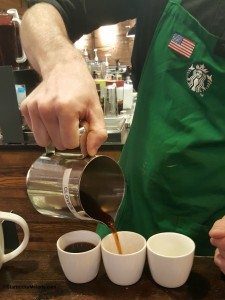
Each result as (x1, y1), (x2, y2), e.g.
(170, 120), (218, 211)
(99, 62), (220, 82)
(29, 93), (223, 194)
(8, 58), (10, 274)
(26, 129), (125, 224)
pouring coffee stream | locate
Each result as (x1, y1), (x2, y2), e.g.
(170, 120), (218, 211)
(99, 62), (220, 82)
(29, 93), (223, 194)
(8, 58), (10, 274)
(80, 190), (123, 254)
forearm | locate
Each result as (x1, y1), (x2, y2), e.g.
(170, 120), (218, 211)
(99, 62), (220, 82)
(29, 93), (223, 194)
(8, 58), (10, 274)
(20, 2), (107, 154)
(20, 3), (81, 77)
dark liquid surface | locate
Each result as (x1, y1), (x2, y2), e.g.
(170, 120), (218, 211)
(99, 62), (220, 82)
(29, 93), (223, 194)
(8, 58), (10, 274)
(80, 190), (123, 254)
(64, 242), (95, 253)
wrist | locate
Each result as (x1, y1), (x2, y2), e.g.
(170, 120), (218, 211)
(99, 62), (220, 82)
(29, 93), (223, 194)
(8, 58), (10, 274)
(39, 41), (83, 78)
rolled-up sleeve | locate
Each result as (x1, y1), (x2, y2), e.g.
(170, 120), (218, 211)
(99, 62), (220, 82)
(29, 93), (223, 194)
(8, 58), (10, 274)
(27, 0), (138, 41)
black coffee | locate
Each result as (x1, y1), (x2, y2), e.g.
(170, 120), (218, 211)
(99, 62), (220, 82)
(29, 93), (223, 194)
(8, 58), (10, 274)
(64, 242), (95, 253)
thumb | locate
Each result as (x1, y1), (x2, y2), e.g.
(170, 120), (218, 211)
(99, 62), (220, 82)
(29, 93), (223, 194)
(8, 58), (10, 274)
(85, 108), (107, 157)
(209, 216), (225, 239)
(86, 127), (108, 156)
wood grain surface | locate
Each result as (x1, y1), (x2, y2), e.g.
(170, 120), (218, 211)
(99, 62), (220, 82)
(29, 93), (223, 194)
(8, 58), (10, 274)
(0, 251), (225, 300)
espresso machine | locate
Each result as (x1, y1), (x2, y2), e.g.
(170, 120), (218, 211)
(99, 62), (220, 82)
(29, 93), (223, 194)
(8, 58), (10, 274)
(0, 9), (40, 146)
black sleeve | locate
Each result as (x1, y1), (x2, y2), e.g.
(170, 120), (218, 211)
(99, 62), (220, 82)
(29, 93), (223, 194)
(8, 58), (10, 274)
(27, 0), (138, 41)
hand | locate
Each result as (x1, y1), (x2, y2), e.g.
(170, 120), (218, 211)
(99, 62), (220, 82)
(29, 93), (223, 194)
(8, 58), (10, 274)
(20, 56), (107, 155)
(20, 4), (107, 155)
(209, 216), (225, 274)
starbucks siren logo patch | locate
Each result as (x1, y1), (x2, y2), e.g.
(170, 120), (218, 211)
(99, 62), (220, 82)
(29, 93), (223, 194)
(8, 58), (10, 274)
(187, 64), (212, 96)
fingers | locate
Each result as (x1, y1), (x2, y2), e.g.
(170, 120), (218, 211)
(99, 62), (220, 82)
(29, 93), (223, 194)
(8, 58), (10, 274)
(20, 89), (107, 153)
(86, 128), (108, 156)
(20, 59), (107, 153)
(23, 97), (77, 150)
(57, 104), (80, 149)
(56, 98), (107, 154)
(38, 101), (66, 150)
(214, 249), (225, 274)
(21, 99), (51, 147)
(210, 218), (225, 274)
(209, 216), (225, 239)
(86, 104), (108, 156)
(31, 106), (52, 147)
(211, 237), (225, 250)
(20, 103), (32, 129)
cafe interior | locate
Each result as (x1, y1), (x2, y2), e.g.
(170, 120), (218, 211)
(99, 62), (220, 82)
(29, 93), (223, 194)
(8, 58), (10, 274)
(0, 1), (225, 299)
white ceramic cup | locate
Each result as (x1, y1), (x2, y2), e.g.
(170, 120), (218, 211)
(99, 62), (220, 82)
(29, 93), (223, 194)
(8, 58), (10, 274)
(0, 211), (29, 269)
(57, 230), (101, 284)
(101, 231), (146, 286)
(147, 232), (195, 288)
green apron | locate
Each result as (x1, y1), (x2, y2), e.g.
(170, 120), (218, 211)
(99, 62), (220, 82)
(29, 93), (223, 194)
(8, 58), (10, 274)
(98, 0), (225, 256)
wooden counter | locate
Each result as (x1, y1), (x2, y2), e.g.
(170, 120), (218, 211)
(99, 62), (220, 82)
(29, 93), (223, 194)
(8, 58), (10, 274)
(0, 252), (225, 299)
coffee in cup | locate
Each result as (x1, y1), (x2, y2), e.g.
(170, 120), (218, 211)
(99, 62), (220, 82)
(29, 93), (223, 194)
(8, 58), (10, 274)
(57, 230), (101, 284)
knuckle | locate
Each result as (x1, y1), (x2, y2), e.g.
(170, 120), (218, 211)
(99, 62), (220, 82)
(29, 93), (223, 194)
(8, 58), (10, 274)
(54, 100), (64, 114)
(38, 101), (52, 118)
(102, 131), (108, 142)
(99, 129), (108, 142)
(54, 99), (71, 115)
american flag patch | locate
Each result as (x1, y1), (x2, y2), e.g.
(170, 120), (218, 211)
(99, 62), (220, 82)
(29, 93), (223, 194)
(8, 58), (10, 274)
(168, 33), (195, 58)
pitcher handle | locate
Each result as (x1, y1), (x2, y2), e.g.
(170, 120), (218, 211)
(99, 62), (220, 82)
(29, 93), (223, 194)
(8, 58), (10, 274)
(7, 9), (27, 64)
(45, 126), (88, 158)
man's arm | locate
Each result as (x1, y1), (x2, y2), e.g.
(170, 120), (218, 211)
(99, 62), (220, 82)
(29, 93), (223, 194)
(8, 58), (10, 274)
(20, 0), (138, 153)
(27, 0), (138, 41)
(20, 3), (107, 153)
(21, 3), (74, 74)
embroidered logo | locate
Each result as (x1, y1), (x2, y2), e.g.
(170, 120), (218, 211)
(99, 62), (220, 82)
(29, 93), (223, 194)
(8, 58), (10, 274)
(187, 64), (212, 95)
(168, 33), (195, 58)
